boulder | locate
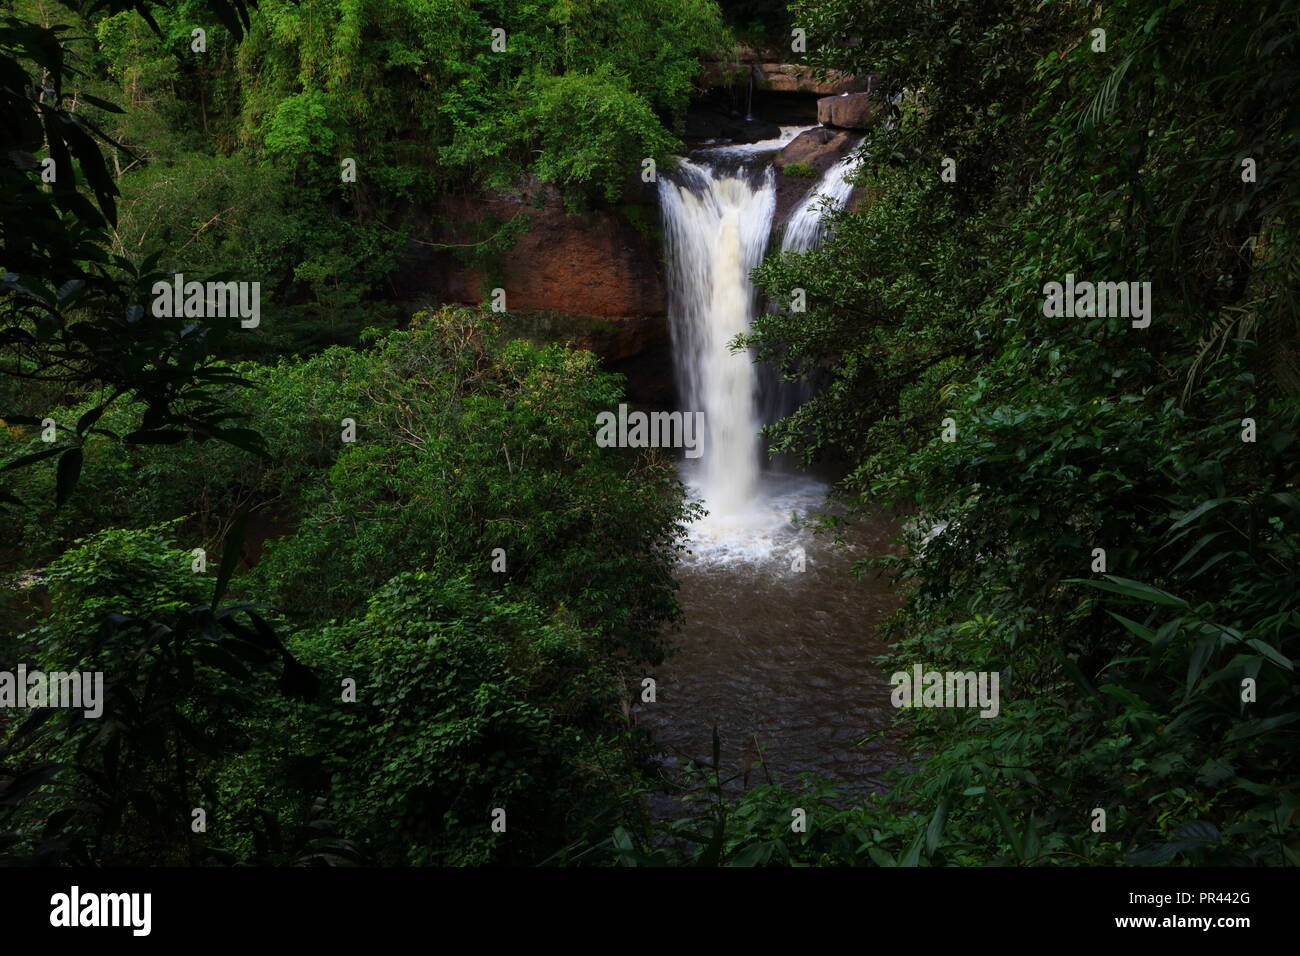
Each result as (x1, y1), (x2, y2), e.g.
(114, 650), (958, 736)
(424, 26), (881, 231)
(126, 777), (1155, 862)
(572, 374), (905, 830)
(816, 92), (879, 129)
(773, 127), (863, 226)
(776, 126), (859, 169)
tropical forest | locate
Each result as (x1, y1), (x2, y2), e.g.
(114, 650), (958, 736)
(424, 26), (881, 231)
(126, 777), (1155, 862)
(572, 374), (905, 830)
(0, 0), (1296, 888)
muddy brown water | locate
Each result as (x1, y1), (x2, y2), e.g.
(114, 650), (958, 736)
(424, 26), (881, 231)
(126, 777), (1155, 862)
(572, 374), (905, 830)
(634, 467), (904, 808)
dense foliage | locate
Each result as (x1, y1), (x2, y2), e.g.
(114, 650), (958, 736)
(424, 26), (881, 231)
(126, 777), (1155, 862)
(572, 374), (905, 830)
(3, 0), (1296, 869)
(1, 0), (718, 865)
(2, 309), (693, 864)
(703, 0), (1300, 865)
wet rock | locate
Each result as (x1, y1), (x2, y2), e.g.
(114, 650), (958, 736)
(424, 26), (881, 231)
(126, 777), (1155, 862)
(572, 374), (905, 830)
(816, 92), (880, 129)
(773, 127), (863, 227)
(776, 126), (858, 170)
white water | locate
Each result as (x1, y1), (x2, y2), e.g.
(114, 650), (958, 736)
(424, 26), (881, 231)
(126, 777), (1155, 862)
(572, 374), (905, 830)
(781, 151), (863, 253)
(660, 137), (861, 565)
(660, 159), (775, 531)
(645, 136), (900, 798)
(699, 125), (812, 157)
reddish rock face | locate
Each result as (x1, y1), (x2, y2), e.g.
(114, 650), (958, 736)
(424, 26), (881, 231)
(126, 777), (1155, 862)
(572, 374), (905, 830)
(700, 61), (876, 96)
(438, 189), (665, 318)
(754, 63), (869, 94)
(391, 185), (669, 376)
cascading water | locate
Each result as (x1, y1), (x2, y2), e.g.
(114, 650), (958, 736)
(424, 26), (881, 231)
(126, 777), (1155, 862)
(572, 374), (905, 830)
(641, 131), (898, 804)
(781, 150), (864, 253)
(659, 158), (775, 528)
(658, 134), (865, 559)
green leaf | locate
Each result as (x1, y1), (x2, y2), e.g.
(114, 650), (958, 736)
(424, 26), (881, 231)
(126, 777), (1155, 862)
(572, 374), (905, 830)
(1185, 637), (1216, 699)
(72, 91), (125, 114)
(1069, 575), (1188, 607)
(1226, 713), (1299, 742)
(75, 400), (113, 437)
(0, 445), (63, 472)
(898, 832), (924, 867)
(212, 426), (268, 457)
(696, 816), (726, 868)
(54, 446), (82, 508)
(1106, 610), (1155, 643)
(1245, 639), (1293, 671)
(867, 846), (896, 866)
(212, 501), (250, 609)
(1170, 531), (1225, 573)
(1176, 820), (1221, 844)
(985, 795), (1023, 862)
(1049, 646), (1099, 698)
(925, 797), (950, 854)
(1168, 498), (1232, 532)
(1188, 550), (1233, 580)
(727, 842), (772, 867)
(1153, 618), (1182, 649)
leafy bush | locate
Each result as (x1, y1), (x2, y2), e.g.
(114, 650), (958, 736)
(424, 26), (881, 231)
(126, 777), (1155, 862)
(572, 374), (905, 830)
(741, 0), (1300, 865)
(1, 525), (313, 865)
(245, 310), (697, 662)
(503, 66), (682, 205)
(5, 308), (696, 660)
(270, 572), (647, 865)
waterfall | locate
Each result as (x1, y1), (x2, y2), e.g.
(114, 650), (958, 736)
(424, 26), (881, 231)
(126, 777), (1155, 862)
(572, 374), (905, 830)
(781, 151), (863, 253)
(753, 150), (863, 431)
(659, 158), (776, 525)
(658, 135), (860, 559)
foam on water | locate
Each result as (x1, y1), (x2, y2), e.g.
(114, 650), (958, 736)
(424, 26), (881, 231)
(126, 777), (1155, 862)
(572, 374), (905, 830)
(698, 124), (815, 159)
(677, 464), (832, 568)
